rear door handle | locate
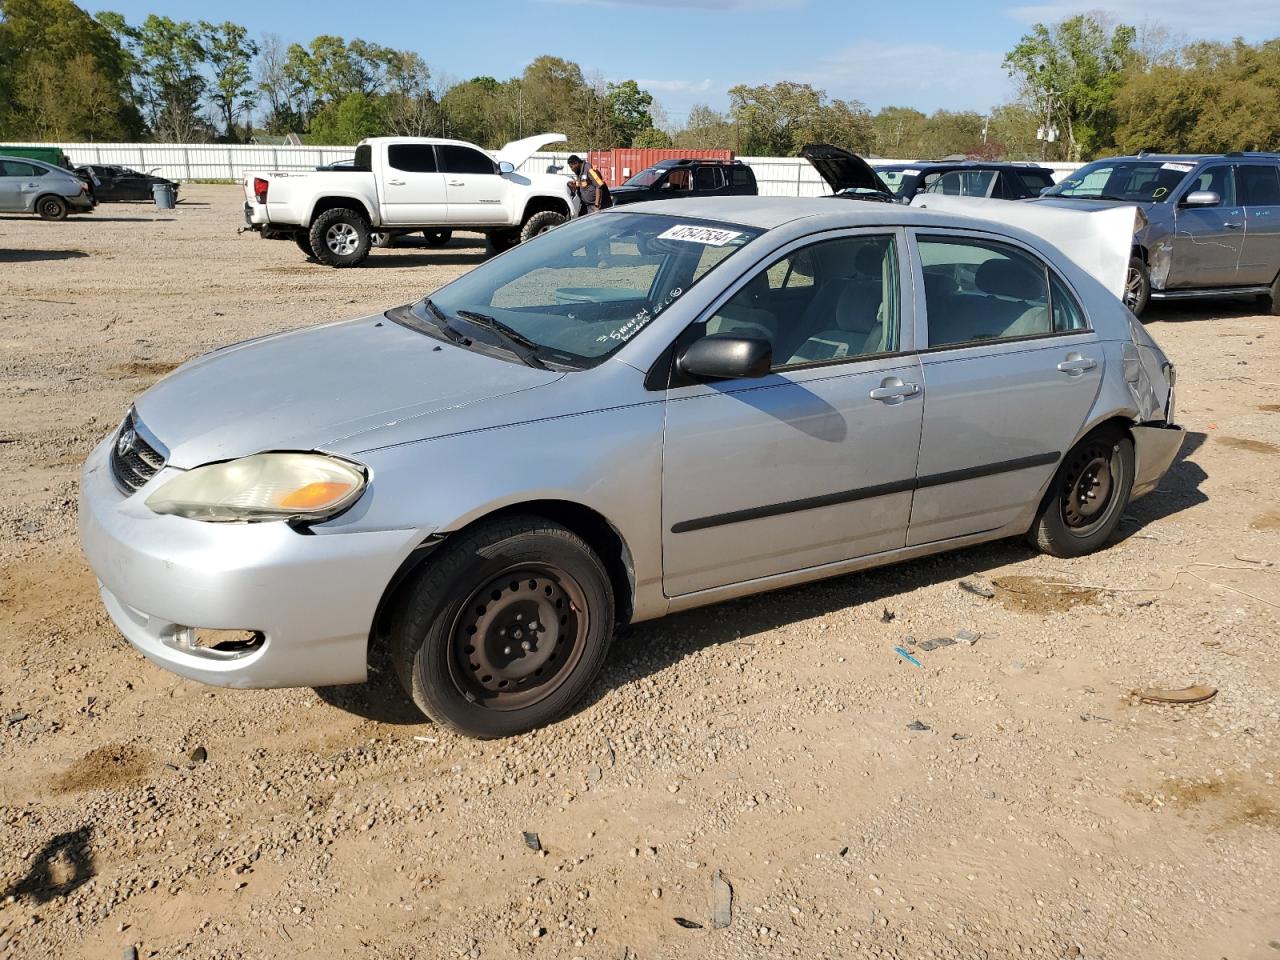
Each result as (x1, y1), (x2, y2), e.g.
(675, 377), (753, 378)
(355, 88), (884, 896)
(1057, 354), (1097, 376)
(869, 378), (920, 403)
(448, 180), (465, 187)
(387, 179), (406, 186)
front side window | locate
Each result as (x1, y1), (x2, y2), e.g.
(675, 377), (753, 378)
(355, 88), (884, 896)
(387, 145), (437, 173)
(919, 237), (1056, 346)
(0, 160), (43, 177)
(704, 234), (900, 368)
(437, 145), (495, 175)
(1186, 165), (1235, 205)
(624, 167), (664, 187)
(1238, 164), (1280, 206)
(418, 213), (763, 365)
(927, 170), (996, 197)
(664, 168), (692, 191)
(1018, 171), (1053, 195)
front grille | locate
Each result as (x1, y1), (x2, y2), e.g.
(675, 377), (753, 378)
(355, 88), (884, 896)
(110, 411), (167, 493)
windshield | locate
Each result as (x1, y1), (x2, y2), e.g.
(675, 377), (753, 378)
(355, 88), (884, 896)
(1044, 159), (1194, 203)
(417, 212), (764, 366)
(872, 168), (911, 196)
(623, 167), (665, 187)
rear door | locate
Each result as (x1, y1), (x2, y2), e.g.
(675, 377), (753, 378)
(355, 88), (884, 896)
(1168, 163), (1245, 288)
(1237, 162), (1280, 285)
(439, 144), (508, 224)
(0, 160), (48, 212)
(380, 144), (448, 225)
(906, 231), (1102, 545)
(0, 160), (25, 211)
(691, 165), (726, 199)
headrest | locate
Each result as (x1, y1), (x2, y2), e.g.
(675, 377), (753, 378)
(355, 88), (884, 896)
(832, 279), (882, 332)
(975, 258), (1043, 301)
(853, 245), (885, 278)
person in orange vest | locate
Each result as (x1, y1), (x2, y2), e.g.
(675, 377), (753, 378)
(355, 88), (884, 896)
(568, 155), (612, 215)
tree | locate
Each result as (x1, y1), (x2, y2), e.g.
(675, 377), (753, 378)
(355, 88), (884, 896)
(728, 81), (871, 155)
(308, 91), (384, 144)
(0, 0), (141, 139)
(107, 14), (210, 142)
(633, 127), (672, 148)
(918, 110), (986, 158)
(441, 76), (508, 145)
(257, 33), (304, 134)
(1003, 14), (1136, 160)
(605, 80), (654, 146)
(871, 106), (928, 158)
(381, 50), (438, 136)
(673, 103), (735, 150)
(200, 21), (257, 140)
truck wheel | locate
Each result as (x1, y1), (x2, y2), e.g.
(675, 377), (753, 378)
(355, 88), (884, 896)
(309, 208), (370, 267)
(370, 231), (395, 248)
(487, 229), (520, 256)
(1124, 257), (1150, 318)
(36, 195), (68, 221)
(390, 516), (615, 739)
(1027, 427), (1134, 559)
(293, 231), (316, 259)
(422, 229), (452, 247)
(520, 211), (567, 244)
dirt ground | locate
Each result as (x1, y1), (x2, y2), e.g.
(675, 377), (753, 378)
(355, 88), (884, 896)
(1, 185), (1278, 960)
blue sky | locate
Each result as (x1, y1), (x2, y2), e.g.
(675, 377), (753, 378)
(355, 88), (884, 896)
(89, 0), (1279, 122)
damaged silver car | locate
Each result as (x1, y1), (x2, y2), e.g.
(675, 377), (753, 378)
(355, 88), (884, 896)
(80, 197), (1183, 738)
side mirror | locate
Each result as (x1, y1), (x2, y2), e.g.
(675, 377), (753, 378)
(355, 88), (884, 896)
(677, 335), (772, 380)
(1183, 190), (1219, 207)
(498, 160), (515, 175)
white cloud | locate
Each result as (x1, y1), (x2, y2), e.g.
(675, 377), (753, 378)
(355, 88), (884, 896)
(791, 42), (1015, 113)
(636, 77), (717, 95)
(1008, 0), (1279, 36)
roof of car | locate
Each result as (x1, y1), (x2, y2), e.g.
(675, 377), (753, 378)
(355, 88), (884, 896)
(652, 158), (746, 168)
(874, 161), (1050, 172)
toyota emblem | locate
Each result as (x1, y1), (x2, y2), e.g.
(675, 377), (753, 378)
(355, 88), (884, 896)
(116, 425), (136, 457)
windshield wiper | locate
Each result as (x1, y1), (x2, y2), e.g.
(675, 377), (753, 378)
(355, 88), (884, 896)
(420, 298), (469, 345)
(455, 309), (549, 369)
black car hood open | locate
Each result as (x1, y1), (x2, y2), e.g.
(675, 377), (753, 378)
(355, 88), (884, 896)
(802, 144), (893, 196)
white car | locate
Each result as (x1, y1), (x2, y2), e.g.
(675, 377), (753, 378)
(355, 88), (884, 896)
(242, 134), (579, 266)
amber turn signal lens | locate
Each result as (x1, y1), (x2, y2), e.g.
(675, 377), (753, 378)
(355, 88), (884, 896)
(277, 481), (353, 509)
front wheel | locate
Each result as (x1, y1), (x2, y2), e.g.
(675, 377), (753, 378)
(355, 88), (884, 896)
(1125, 257), (1150, 318)
(391, 517), (615, 739)
(520, 211), (567, 244)
(1262, 271), (1280, 316)
(422, 229), (452, 247)
(487, 228), (520, 256)
(37, 195), (68, 221)
(309, 207), (370, 267)
(1028, 428), (1135, 558)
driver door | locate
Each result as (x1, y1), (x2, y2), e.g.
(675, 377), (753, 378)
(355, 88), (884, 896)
(439, 145), (508, 224)
(661, 231), (923, 596)
(1169, 163), (1245, 288)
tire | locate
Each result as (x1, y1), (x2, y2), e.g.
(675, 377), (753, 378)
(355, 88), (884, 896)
(293, 231), (316, 259)
(422, 229), (452, 247)
(487, 228), (520, 256)
(370, 231), (395, 249)
(36, 195), (68, 221)
(308, 207), (370, 267)
(1124, 257), (1150, 318)
(390, 516), (615, 739)
(1262, 271), (1280, 316)
(1028, 427), (1135, 559)
(520, 210), (567, 244)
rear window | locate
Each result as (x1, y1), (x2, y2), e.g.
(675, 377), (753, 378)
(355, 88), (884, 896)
(386, 144), (435, 173)
(353, 145), (372, 171)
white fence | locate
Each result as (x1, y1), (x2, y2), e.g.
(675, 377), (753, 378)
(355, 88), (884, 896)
(4, 141), (1083, 193)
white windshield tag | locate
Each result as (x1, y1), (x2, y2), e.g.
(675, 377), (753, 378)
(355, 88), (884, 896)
(657, 225), (744, 246)
(902, 168), (921, 176)
(1161, 162), (1194, 173)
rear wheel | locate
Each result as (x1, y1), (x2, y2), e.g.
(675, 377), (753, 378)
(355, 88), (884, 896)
(422, 229), (452, 247)
(487, 228), (520, 256)
(391, 516), (615, 739)
(1262, 270), (1280, 315)
(309, 208), (370, 267)
(36, 195), (68, 221)
(1029, 427), (1134, 558)
(520, 210), (567, 244)
(1124, 257), (1150, 317)
(293, 231), (316, 259)
(370, 231), (395, 248)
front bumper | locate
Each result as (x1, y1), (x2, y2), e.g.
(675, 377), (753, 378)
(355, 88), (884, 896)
(1131, 423), (1184, 499)
(78, 436), (424, 689)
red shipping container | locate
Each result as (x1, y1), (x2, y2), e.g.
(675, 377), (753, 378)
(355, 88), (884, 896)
(587, 148), (734, 186)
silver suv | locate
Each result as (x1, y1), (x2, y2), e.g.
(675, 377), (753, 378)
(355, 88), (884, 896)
(0, 155), (96, 220)
(1035, 152), (1280, 316)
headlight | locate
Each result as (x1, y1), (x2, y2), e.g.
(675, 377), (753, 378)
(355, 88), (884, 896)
(145, 453), (366, 523)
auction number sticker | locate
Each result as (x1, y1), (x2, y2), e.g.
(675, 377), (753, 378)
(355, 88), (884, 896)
(658, 224), (745, 246)
(1161, 162), (1194, 172)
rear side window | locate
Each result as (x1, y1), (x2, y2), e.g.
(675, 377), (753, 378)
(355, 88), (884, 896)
(693, 166), (723, 190)
(387, 145), (437, 173)
(1238, 164), (1280, 206)
(732, 166), (755, 188)
(438, 145), (496, 175)
(1050, 274), (1087, 332)
(1018, 171), (1053, 194)
(0, 160), (44, 177)
(918, 237), (1053, 346)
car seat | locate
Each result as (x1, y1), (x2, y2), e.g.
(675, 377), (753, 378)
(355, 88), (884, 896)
(786, 245), (888, 363)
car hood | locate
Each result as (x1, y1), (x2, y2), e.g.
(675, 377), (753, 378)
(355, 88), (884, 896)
(133, 314), (562, 468)
(495, 133), (567, 169)
(608, 184), (651, 204)
(801, 143), (892, 195)
(1031, 196), (1152, 214)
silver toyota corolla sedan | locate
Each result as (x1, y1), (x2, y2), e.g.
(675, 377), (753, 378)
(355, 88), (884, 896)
(80, 197), (1184, 738)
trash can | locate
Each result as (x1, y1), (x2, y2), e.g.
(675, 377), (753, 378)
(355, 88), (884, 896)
(152, 182), (176, 210)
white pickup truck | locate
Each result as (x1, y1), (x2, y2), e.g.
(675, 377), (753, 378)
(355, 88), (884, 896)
(241, 134), (579, 266)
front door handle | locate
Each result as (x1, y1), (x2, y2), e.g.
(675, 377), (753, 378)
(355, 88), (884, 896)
(869, 377), (920, 403)
(448, 180), (465, 187)
(1224, 221), (1243, 229)
(387, 179), (406, 186)
(1057, 353), (1097, 376)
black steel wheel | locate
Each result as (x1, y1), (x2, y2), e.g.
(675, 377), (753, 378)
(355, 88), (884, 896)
(422, 229), (452, 247)
(1029, 428), (1134, 558)
(391, 516), (615, 738)
(37, 195), (68, 221)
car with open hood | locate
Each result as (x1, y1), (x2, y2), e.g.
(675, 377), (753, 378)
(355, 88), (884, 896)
(1031, 152), (1280, 316)
(872, 161), (1054, 203)
(802, 144), (898, 203)
(75, 164), (180, 203)
(81, 195), (1183, 739)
